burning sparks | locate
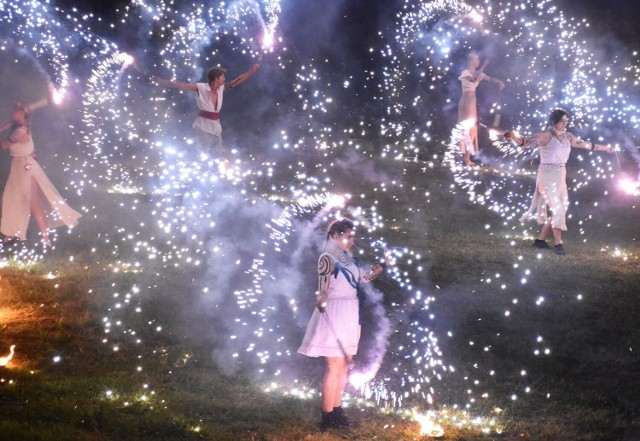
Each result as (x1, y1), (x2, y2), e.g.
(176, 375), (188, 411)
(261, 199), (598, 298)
(0, 1), (637, 438)
(413, 409), (445, 438)
(619, 177), (640, 196)
(0, 345), (16, 367)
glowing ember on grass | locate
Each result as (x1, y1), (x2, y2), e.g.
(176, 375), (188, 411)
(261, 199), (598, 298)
(412, 409), (444, 438)
(0, 345), (16, 367)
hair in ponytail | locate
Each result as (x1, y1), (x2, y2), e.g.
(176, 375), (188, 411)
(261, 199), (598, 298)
(326, 218), (354, 240)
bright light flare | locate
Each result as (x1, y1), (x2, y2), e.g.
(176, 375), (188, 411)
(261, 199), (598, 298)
(413, 409), (445, 438)
(121, 53), (135, 69)
(488, 128), (504, 140)
(49, 83), (64, 106)
(262, 31), (274, 50)
(349, 368), (376, 389)
(619, 178), (640, 196)
(469, 9), (483, 23)
(0, 345), (16, 367)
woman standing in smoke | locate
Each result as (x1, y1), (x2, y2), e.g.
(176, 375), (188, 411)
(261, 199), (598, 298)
(298, 218), (389, 431)
(458, 52), (505, 166)
(0, 101), (81, 247)
(505, 108), (612, 255)
(146, 62), (260, 152)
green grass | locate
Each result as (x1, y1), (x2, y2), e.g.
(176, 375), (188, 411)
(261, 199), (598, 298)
(0, 157), (639, 441)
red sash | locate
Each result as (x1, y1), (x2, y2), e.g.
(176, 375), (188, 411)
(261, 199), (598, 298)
(198, 110), (220, 120)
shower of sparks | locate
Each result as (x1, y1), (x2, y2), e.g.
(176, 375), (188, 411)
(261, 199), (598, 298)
(0, 0), (452, 417)
(372, 0), (640, 419)
(0, 0), (639, 436)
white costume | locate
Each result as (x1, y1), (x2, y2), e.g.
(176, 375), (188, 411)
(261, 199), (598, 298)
(193, 83), (224, 148)
(298, 252), (362, 358)
(520, 133), (571, 230)
(458, 69), (488, 156)
(1, 127), (81, 240)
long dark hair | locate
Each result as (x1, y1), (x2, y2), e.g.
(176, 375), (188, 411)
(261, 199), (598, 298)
(548, 108), (568, 127)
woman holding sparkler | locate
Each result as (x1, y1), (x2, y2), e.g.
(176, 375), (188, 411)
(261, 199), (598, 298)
(149, 63), (260, 152)
(298, 218), (389, 431)
(458, 52), (505, 166)
(505, 108), (612, 254)
(0, 101), (81, 247)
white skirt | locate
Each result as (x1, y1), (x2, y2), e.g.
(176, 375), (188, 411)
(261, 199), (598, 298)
(297, 296), (361, 358)
(1, 156), (81, 240)
(520, 164), (568, 231)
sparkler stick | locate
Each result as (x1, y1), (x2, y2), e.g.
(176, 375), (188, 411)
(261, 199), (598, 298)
(492, 90), (502, 128)
(258, 31), (274, 63)
(478, 57), (489, 75)
(613, 147), (622, 170)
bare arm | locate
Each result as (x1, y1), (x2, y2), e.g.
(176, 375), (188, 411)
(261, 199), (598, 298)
(481, 73), (505, 90)
(226, 63), (260, 89)
(568, 133), (612, 153)
(315, 254), (334, 312)
(1, 127), (29, 150)
(504, 130), (550, 149)
(29, 97), (49, 111)
(151, 75), (198, 91)
(0, 122), (14, 134)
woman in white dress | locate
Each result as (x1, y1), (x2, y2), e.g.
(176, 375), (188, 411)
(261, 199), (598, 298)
(0, 101), (81, 247)
(458, 52), (505, 166)
(298, 219), (388, 430)
(505, 108), (612, 254)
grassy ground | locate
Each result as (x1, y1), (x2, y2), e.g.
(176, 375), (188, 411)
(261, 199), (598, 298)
(0, 156), (639, 441)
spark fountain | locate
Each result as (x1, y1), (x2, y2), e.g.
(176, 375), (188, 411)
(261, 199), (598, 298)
(0, 0), (639, 438)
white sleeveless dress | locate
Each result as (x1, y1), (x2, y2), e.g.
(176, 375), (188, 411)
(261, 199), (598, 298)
(298, 251), (362, 357)
(1, 127), (81, 240)
(519, 134), (571, 230)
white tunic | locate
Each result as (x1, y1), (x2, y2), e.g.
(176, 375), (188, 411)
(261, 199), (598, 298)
(298, 252), (362, 358)
(193, 83), (224, 137)
(1, 127), (81, 240)
(458, 69), (488, 92)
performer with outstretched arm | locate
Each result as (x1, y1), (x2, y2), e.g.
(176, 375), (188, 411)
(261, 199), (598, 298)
(298, 219), (389, 431)
(147, 63), (260, 152)
(458, 52), (505, 166)
(504, 108), (612, 255)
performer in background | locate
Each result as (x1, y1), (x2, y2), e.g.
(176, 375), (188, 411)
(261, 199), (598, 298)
(0, 101), (81, 247)
(148, 63), (260, 152)
(505, 108), (612, 255)
(298, 219), (389, 431)
(458, 52), (505, 166)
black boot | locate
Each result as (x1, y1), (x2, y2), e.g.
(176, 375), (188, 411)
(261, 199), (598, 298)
(320, 410), (334, 431)
(332, 406), (357, 429)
